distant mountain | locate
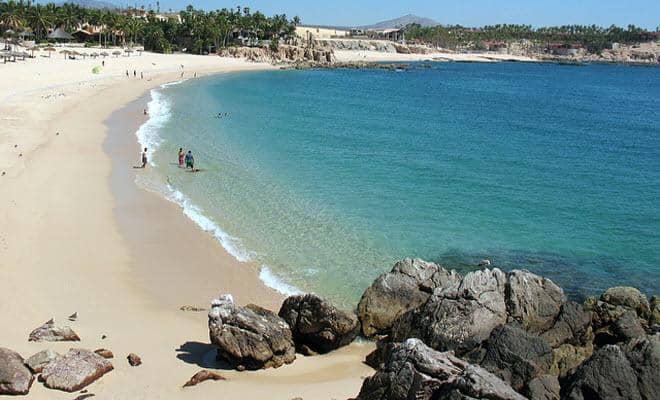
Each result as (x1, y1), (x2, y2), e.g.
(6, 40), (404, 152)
(360, 14), (439, 30)
(57, 0), (119, 10)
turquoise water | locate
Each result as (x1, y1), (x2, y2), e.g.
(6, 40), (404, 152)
(138, 62), (659, 307)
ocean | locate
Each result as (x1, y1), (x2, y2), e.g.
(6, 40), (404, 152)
(135, 62), (660, 307)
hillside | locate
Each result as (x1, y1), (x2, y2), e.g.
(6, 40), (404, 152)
(57, 0), (119, 10)
(360, 14), (439, 30)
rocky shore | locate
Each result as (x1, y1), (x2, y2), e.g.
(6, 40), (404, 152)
(2, 258), (658, 398)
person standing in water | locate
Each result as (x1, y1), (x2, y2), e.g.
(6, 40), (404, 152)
(185, 151), (194, 170)
(141, 147), (148, 168)
(178, 148), (185, 167)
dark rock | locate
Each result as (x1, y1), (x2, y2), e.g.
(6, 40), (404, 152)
(39, 349), (113, 392)
(506, 270), (566, 333)
(540, 301), (592, 348)
(208, 294), (295, 370)
(68, 312), (78, 321)
(180, 305), (206, 312)
(478, 259), (491, 267)
(28, 319), (80, 342)
(353, 339), (525, 400)
(392, 269), (507, 355)
(561, 345), (641, 400)
(480, 324), (552, 391)
(25, 349), (60, 373)
(127, 353), (141, 366)
(73, 394), (95, 400)
(278, 293), (359, 353)
(364, 341), (395, 370)
(0, 347), (34, 395)
(526, 375), (560, 400)
(93, 349), (113, 359)
(183, 370), (226, 387)
(649, 296), (660, 325)
(601, 287), (650, 320)
(593, 310), (646, 346)
(624, 336), (660, 400)
(357, 258), (461, 338)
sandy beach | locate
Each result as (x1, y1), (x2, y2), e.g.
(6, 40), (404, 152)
(0, 50), (374, 399)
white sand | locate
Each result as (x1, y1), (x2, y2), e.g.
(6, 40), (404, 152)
(0, 49), (374, 399)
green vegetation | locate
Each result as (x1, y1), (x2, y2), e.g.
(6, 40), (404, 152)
(0, 1), (300, 54)
(405, 24), (658, 53)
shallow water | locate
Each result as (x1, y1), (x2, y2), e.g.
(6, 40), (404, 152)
(137, 62), (660, 307)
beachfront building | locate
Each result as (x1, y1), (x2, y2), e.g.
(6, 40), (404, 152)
(296, 26), (350, 40)
(546, 43), (584, 56)
(366, 28), (406, 43)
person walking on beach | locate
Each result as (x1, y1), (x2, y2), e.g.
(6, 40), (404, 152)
(126, 70), (129, 77)
(141, 147), (148, 168)
(133, 70), (137, 78)
(140, 71), (144, 79)
(185, 150), (194, 170)
(178, 148), (185, 167)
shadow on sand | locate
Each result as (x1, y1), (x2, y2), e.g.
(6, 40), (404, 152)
(175, 341), (234, 370)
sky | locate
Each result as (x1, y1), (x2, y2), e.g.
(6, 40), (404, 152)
(117, 0), (660, 29)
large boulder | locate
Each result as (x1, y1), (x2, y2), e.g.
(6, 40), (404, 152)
(353, 338), (526, 400)
(0, 348), (34, 395)
(392, 269), (507, 355)
(548, 343), (593, 378)
(561, 345), (642, 400)
(601, 287), (650, 320)
(278, 293), (359, 354)
(208, 294), (295, 370)
(539, 301), (592, 348)
(28, 319), (80, 342)
(39, 349), (113, 392)
(506, 270), (566, 333)
(526, 375), (560, 400)
(624, 336), (660, 400)
(25, 349), (60, 373)
(357, 259), (461, 337)
(479, 324), (553, 391)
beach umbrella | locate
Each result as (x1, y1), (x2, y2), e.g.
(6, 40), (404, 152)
(90, 52), (99, 58)
(60, 49), (71, 59)
(27, 46), (40, 57)
(112, 50), (121, 58)
(100, 51), (109, 58)
(44, 46), (56, 58)
(124, 48), (134, 56)
(137, 48), (143, 56)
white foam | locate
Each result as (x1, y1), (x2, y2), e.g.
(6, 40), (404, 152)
(135, 85), (176, 166)
(259, 266), (302, 296)
(164, 184), (252, 263)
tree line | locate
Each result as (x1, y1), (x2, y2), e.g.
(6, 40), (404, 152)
(404, 23), (658, 53)
(0, 1), (300, 54)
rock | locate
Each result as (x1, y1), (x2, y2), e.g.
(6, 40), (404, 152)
(364, 341), (395, 370)
(25, 349), (60, 373)
(208, 294), (295, 370)
(592, 309), (646, 346)
(479, 324), (552, 391)
(183, 370), (226, 387)
(649, 296), (659, 325)
(526, 375), (560, 400)
(39, 349), (113, 392)
(353, 338), (525, 400)
(539, 301), (592, 348)
(127, 353), (141, 366)
(68, 312), (78, 321)
(601, 287), (650, 320)
(28, 319), (80, 342)
(0, 347), (34, 395)
(93, 349), (113, 359)
(357, 258), (461, 338)
(561, 345), (641, 400)
(278, 293), (359, 354)
(478, 259), (491, 267)
(549, 343), (592, 378)
(624, 336), (660, 400)
(392, 268), (507, 355)
(180, 305), (206, 312)
(73, 394), (95, 400)
(506, 270), (566, 333)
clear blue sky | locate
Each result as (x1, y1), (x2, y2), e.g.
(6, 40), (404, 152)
(121, 0), (659, 29)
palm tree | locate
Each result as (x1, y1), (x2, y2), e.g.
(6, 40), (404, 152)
(57, 3), (80, 32)
(28, 4), (54, 41)
(0, 0), (25, 31)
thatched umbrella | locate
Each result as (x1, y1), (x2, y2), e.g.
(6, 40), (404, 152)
(90, 52), (99, 58)
(124, 48), (134, 56)
(44, 46), (56, 58)
(100, 51), (109, 58)
(60, 49), (70, 59)
(137, 48), (143, 56)
(112, 50), (121, 58)
(28, 46), (40, 57)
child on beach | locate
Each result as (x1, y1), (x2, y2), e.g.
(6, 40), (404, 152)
(178, 148), (185, 167)
(141, 147), (148, 168)
(185, 151), (194, 170)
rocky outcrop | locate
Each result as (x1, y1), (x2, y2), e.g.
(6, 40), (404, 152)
(39, 349), (113, 392)
(539, 301), (593, 348)
(183, 370), (226, 387)
(526, 375), (560, 400)
(278, 293), (359, 354)
(624, 336), (660, 400)
(218, 45), (335, 64)
(93, 349), (113, 359)
(28, 319), (80, 342)
(392, 268), (507, 355)
(353, 338), (526, 400)
(601, 287), (651, 320)
(25, 349), (60, 373)
(208, 294), (295, 370)
(479, 324), (553, 391)
(358, 258), (461, 338)
(0, 348), (34, 395)
(506, 270), (566, 333)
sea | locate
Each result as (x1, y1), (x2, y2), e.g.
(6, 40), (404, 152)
(135, 61), (660, 308)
